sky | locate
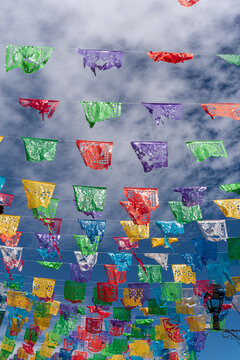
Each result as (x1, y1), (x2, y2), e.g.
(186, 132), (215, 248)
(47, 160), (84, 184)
(1, 0), (240, 358)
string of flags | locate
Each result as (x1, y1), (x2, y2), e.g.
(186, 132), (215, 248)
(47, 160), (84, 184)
(0, 136), (232, 172)
(2, 44), (240, 75)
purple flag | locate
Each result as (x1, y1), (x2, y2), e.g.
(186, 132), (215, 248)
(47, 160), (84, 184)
(131, 141), (168, 172)
(174, 187), (207, 206)
(70, 263), (93, 282)
(77, 49), (123, 75)
(142, 103), (182, 125)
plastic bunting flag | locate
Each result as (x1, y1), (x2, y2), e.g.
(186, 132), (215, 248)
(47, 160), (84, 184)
(34, 313), (52, 331)
(152, 238), (179, 249)
(121, 187), (159, 225)
(0, 214), (20, 237)
(173, 187), (207, 207)
(160, 282), (182, 301)
(186, 141), (227, 162)
(176, 298), (196, 316)
(1, 336), (16, 353)
(181, 253), (204, 272)
(193, 280), (213, 299)
(124, 187), (159, 210)
(138, 265), (162, 283)
(97, 283), (118, 303)
(77, 49), (123, 75)
(39, 344), (54, 358)
(224, 277), (240, 297)
(85, 317), (103, 334)
(70, 263), (93, 282)
(73, 186), (107, 212)
(155, 221), (184, 237)
(113, 237), (139, 251)
(81, 101), (121, 128)
(32, 198), (59, 222)
(32, 277), (55, 299)
(74, 235), (100, 255)
(131, 141), (168, 172)
(22, 179), (55, 209)
(172, 265), (196, 284)
(217, 54), (240, 68)
(147, 299), (167, 316)
(19, 99), (59, 121)
(220, 182), (240, 194)
(227, 237), (240, 260)
(168, 202), (202, 223)
(60, 304), (78, 321)
(144, 253), (169, 270)
(24, 325), (40, 346)
(4, 273), (24, 290)
(129, 340), (153, 358)
(78, 220), (106, 243)
(201, 103), (240, 120)
(187, 332), (207, 353)
(22, 137), (58, 161)
(72, 351), (88, 360)
(7, 290), (32, 311)
(207, 263), (232, 284)
(186, 315), (206, 332)
(120, 201), (151, 225)
(37, 261), (62, 270)
(120, 221), (149, 243)
(129, 283), (150, 303)
(0, 232), (22, 248)
(148, 51), (193, 63)
(162, 318), (184, 343)
(64, 281), (86, 303)
(0, 246), (24, 278)
(76, 140), (113, 170)
(35, 232), (60, 256)
(178, 0), (200, 6)
(108, 253), (132, 271)
(49, 300), (60, 316)
(214, 199), (240, 218)
(113, 307), (131, 322)
(197, 220), (228, 242)
(74, 252), (98, 271)
(192, 238), (217, 264)
(5, 45), (54, 73)
(121, 289), (142, 309)
(104, 264), (126, 285)
(141, 103), (182, 125)
(33, 301), (51, 318)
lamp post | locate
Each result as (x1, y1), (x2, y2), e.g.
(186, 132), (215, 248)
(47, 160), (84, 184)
(202, 284), (240, 344)
(204, 284), (225, 330)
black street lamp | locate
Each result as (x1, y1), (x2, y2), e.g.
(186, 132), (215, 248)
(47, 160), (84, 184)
(204, 284), (225, 330)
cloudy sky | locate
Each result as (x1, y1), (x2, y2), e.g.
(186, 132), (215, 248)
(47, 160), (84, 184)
(0, 0), (240, 358)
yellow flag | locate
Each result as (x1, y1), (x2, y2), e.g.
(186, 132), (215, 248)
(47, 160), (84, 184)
(152, 237), (178, 248)
(172, 264), (196, 284)
(32, 277), (55, 299)
(120, 221), (149, 243)
(214, 199), (240, 219)
(22, 179), (55, 209)
(0, 215), (20, 236)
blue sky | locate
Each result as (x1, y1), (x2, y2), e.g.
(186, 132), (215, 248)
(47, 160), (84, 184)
(1, 0), (240, 358)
